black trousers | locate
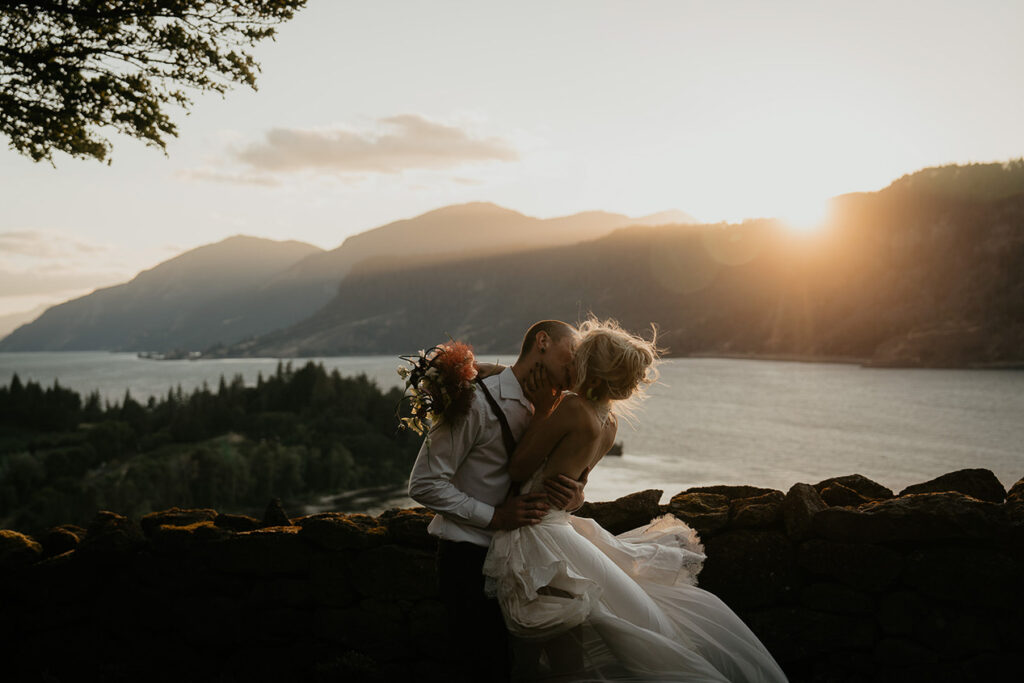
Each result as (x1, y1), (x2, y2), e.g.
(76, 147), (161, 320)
(437, 539), (511, 682)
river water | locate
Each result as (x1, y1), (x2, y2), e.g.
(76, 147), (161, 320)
(2, 352), (1021, 508)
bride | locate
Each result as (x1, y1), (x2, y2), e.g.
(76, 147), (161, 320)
(482, 317), (790, 682)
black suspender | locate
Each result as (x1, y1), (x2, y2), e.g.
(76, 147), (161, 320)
(475, 377), (518, 458)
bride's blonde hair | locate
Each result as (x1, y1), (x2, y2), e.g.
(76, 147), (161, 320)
(570, 316), (661, 422)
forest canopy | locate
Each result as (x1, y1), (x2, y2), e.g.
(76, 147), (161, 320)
(0, 361), (420, 536)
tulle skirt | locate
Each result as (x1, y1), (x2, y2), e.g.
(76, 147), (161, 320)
(482, 511), (789, 682)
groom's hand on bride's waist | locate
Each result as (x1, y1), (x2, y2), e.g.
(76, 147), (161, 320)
(544, 468), (588, 512)
(487, 493), (550, 530)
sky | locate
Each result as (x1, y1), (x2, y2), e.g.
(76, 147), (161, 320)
(1, 0), (1023, 319)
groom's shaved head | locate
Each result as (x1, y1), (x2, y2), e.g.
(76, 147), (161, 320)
(518, 320), (577, 360)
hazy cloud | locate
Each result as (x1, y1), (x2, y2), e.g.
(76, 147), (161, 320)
(228, 115), (519, 174)
(0, 268), (124, 297)
(0, 230), (110, 259)
(0, 230), (140, 303)
(174, 168), (281, 187)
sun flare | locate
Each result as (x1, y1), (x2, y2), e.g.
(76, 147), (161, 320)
(780, 199), (830, 236)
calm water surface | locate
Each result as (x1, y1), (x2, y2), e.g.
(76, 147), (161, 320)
(2, 352), (1021, 507)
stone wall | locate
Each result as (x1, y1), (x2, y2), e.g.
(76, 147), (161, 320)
(1, 468), (1021, 683)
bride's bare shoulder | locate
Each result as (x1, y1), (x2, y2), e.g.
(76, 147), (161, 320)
(555, 393), (589, 416)
(555, 394), (603, 434)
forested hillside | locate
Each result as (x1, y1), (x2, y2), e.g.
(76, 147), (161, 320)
(0, 236), (323, 352)
(0, 364), (420, 537)
(1, 203), (691, 353)
(216, 162), (1024, 367)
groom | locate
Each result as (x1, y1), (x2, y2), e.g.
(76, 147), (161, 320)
(408, 320), (586, 682)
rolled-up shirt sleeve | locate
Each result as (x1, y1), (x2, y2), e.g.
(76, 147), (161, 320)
(407, 400), (496, 529)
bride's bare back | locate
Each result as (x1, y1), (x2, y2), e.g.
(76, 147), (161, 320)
(508, 393), (618, 505)
(540, 395), (617, 485)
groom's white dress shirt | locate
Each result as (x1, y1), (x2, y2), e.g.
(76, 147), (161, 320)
(408, 366), (533, 547)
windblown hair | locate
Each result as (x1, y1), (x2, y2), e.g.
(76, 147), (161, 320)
(570, 316), (661, 422)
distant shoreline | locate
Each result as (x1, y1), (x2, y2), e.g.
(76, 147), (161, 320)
(683, 351), (867, 366)
(147, 349), (1024, 369)
(3, 348), (1021, 370)
(684, 351), (1024, 370)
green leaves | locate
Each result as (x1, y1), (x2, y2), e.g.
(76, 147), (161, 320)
(0, 0), (307, 164)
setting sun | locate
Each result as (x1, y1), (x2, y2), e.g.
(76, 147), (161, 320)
(780, 199), (830, 235)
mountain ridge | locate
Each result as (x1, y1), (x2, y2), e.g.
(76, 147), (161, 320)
(0, 203), (695, 351)
(0, 236), (322, 352)
(206, 162), (1024, 367)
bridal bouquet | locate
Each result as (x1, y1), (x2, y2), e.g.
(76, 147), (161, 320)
(397, 341), (478, 435)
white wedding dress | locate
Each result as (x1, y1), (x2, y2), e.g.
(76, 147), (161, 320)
(483, 462), (790, 682)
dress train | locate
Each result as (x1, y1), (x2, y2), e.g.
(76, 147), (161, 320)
(482, 470), (789, 682)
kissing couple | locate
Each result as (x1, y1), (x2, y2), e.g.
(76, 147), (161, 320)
(407, 317), (788, 682)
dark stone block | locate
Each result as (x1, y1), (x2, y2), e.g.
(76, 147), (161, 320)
(210, 511), (258, 532)
(307, 648), (384, 682)
(214, 512), (262, 532)
(813, 474), (894, 500)
(685, 484), (781, 500)
(878, 593), (998, 659)
(309, 551), (357, 607)
(811, 492), (1008, 543)
(169, 594), (247, 646)
(668, 492), (730, 536)
(729, 491), (785, 529)
(297, 512), (389, 551)
(208, 526), (311, 576)
(61, 523), (87, 537)
(350, 544), (437, 600)
(0, 528), (43, 571)
(150, 520), (234, 554)
(77, 510), (146, 557)
(1004, 476), (1024, 525)
(800, 582), (874, 615)
(41, 525), (81, 558)
(700, 529), (797, 609)
(742, 607), (876, 663)
(313, 605), (352, 644)
(379, 507), (437, 549)
(961, 652), (1018, 681)
(899, 468), (1006, 503)
(408, 600), (449, 658)
(22, 548), (99, 607)
(877, 590), (931, 636)
(872, 637), (940, 666)
(140, 506), (218, 537)
(781, 483), (827, 541)
(314, 599), (408, 652)
(803, 651), (876, 683)
(575, 489), (663, 535)
(253, 605), (313, 642)
(798, 539), (903, 592)
(220, 640), (339, 683)
(900, 546), (1021, 609)
(248, 577), (314, 607)
(359, 597), (410, 647)
(820, 482), (870, 507)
